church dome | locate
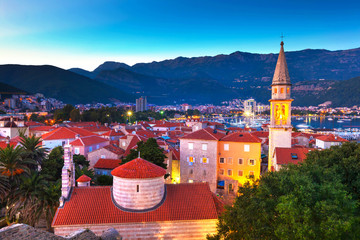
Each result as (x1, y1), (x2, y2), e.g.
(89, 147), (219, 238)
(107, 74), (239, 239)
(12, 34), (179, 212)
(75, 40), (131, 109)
(111, 158), (166, 211)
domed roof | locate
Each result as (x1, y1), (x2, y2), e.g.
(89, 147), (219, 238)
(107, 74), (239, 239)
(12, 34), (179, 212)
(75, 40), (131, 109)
(111, 157), (166, 179)
(76, 174), (91, 182)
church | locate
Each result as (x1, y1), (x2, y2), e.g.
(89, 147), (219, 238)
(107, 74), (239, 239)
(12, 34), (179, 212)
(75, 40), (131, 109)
(52, 143), (223, 239)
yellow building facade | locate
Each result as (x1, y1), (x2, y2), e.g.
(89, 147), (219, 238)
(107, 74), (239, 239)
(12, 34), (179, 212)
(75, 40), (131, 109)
(217, 132), (261, 193)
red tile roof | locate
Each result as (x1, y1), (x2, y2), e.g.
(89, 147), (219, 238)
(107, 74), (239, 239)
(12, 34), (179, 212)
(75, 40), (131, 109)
(101, 130), (125, 137)
(30, 126), (55, 132)
(94, 159), (122, 169)
(76, 174), (91, 182)
(25, 121), (45, 127)
(0, 142), (18, 149)
(70, 135), (109, 147)
(316, 134), (348, 142)
(103, 145), (125, 156)
(83, 126), (111, 133)
(251, 131), (269, 138)
(66, 122), (97, 128)
(220, 132), (261, 143)
(52, 183), (221, 226)
(275, 147), (314, 165)
(42, 127), (95, 141)
(180, 127), (226, 141)
(111, 158), (166, 179)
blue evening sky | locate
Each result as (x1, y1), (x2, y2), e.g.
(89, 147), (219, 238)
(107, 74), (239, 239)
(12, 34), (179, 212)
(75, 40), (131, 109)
(0, 0), (359, 70)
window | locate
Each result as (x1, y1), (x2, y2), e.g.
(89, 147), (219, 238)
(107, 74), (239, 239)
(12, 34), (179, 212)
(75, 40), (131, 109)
(219, 158), (225, 164)
(249, 171), (254, 177)
(203, 170), (206, 176)
(136, 185), (139, 192)
(291, 153), (298, 159)
(224, 144), (229, 151)
(188, 143), (194, 150)
(202, 143), (208, 151)
(280, 88), (284, 93)
(96, 144), (100, 149)
(249, 159), (255, 166)
(74, 148), (80, 154)
(189, 169), (193, 175)
(238, 158), (244, 165)
(238, 170), (243, 176)
(287, 87), (290, 94)
(62, 141), (65, 147)
(244, 144), (250, 152)
(227, 157), (233, 164)
(274, 88), (277, 94)
(188, 179), (193, 183)
(227, 169), (233, 176)
(122, 141), (126, 147)
(101, 155), (106, 159)
(201, 157), (209, 164)
(89, 146), (93, 152)
(187, 156), (195, 163)
(219, 169), (224, 175)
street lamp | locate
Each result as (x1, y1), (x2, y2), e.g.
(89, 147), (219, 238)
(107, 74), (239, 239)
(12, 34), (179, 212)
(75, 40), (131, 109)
(127, 111), (132, 124)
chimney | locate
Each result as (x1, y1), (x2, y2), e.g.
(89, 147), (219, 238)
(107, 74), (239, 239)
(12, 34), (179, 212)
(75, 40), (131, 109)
(75, 134), (80, 139)
(5, 136), (10, 145)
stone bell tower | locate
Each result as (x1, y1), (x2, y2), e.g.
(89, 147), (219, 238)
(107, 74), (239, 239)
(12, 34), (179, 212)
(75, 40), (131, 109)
(268, 41), (293, 171)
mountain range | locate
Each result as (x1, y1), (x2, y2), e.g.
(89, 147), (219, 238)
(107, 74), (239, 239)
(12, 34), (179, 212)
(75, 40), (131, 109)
(0, 46), (360, 106)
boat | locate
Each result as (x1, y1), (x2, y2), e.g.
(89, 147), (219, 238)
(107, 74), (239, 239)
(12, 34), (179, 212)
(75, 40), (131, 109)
(337, 120), (344, 123)
(328, 117), (333, 121)
(296, 124), (312, 129)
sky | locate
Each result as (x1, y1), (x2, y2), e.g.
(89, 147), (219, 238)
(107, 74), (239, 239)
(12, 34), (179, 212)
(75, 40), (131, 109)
(0, 0), (359, 70)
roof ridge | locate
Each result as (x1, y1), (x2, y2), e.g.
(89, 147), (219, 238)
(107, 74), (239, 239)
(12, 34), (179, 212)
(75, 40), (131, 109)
(203, 128), (219, 140)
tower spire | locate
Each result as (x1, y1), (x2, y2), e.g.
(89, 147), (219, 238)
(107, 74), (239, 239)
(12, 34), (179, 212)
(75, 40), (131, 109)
(272, 41), (290, 85)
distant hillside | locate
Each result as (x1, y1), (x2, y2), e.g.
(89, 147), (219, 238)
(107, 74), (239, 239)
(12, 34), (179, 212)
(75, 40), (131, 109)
(71, 46), (360, 106)
(0, 82), (27, 95)
(294, 77), (360, 107)
(0, 65), (134, 104)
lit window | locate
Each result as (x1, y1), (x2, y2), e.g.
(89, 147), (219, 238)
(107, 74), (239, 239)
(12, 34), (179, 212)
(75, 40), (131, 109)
(219, 169), (224, 175)
(244, 145), (250, 152)
(249, 171), (254, 177)
(249, 159), (255, 166)
(238, 170), (243, 176)
(238, 158), (244, 165)
(280, 88), (284, 94)
(227, 157), (233, 164)
(188, 143), (194, 150)
(287, 87), (290, 94)
(201, 157), (209, 164)
(224, 144), (229, 151)
(219, 158), (225, 164)
(74, 148), (80, 154)
(202, 143), (208, 151)
(274, 88), (277, 94)
(187, 156), (195, 163)
(227, 169), (233, 176)
(188, 179), (193, 183)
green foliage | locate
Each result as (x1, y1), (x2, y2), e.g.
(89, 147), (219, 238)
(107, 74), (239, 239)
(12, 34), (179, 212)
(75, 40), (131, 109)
(81, 107), (126, 124)
(186, 109), (201, 116)
(41, 146), (64, 180)
(95, 175), (113, 186)
(75, 165), (94, 181)
(19, 133), (48, 167)
(122, 138), (167, 171)
(134, 110), (163, 121)
(209, 142), (360, 240)
(73, 154), (89, 168)
(70, 108), (81, 122)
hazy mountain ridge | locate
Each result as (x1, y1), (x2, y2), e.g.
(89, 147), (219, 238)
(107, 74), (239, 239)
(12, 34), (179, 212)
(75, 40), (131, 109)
(0, 65), (134, 104)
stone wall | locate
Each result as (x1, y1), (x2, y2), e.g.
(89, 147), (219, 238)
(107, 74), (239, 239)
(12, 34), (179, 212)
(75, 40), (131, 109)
(180, 139), (218, 192)
(87, 148), (120, 168)
(54, 219), (218, 240)
(113, 176), (165, 210)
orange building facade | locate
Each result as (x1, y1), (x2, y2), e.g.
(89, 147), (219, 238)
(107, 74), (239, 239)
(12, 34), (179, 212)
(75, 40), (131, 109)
(217, 132), (261, 193)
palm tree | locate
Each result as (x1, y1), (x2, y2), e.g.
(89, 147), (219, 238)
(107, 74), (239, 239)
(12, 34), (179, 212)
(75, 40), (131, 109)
(0, 174), (9, 202)
(19, 133), (48, 169)
(0, 145), (30, 181)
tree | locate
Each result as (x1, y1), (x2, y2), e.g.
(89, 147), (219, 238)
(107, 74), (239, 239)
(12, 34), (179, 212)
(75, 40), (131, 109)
(75, 165), (94, 181)
(70, 108), (81, 122)
(96, 175), (113, 186)
(122, 138), (167, 170)
(41, 146), (64, 180)
(73, 154), (89, 168)
(208, 142), (360, 240)
(19, 133), (48, 168)
(0, 146), (30, 181)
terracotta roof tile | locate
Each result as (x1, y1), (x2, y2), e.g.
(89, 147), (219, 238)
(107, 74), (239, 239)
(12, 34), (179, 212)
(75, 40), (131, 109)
(103, 145), (125, 155)
(111, 158), (166, 178)
(180, 127), (226, 141)
(70, 135), (109, 147)
(316, 134), (348, 142)
(94, 159), (122, 169)
(42, 127), (95, 141)
(220, 132), (261, 143)
(275, 147), (314, 165)
(76, 174), (91, 182)
(52, 183), (221, 226)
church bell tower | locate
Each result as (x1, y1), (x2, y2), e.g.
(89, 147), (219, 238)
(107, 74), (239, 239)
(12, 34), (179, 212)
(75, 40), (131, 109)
(268, 41), (292, 171)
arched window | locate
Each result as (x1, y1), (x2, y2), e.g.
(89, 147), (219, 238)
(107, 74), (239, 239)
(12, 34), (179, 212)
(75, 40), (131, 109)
(274, 88), (277, 94)
(287, 87), (290, 94)
(280, 88), (284, 94)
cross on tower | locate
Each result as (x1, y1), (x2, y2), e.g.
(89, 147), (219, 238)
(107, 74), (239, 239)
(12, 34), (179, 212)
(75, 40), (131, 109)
(280, 33), (285, 42)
